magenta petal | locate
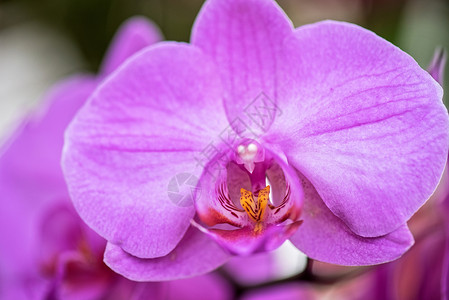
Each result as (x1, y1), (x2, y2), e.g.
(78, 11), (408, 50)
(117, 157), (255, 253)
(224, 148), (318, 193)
(289, 174), (414, 265)
(443, 235), (449, 300)
(0, 277), (50, 300)
(120, 274), (232, 300)
(442, 192), (449, 300)
(224, 253), (279, 286)
(0, 76), (97, 278)
(164, 273), (233, 300)
(427, 47), (446, 86)
(63, 43), (230, 258)
(103, 227), (230, 281)
(192, 0), (292, 132)
(100, 16), (162, 76)
(1, 76), (96, 190)
(271, 21), (449, 237)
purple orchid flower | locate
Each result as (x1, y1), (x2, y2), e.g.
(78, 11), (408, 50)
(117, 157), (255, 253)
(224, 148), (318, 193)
(62, 0), (449, 281)
(0, 17), (232, 300)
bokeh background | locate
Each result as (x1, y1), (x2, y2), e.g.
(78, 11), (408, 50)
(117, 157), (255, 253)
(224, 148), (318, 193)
(0, 0), (448, 299)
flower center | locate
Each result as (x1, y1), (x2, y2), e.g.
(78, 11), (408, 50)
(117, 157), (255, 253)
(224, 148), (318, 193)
(194, 139), (302, 238)
(193, 140), (304, 254)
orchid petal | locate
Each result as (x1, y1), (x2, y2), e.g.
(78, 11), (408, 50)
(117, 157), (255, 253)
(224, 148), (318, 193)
(110, 274), (232, 300)
(163, 273), (233, 300)
(289, 173), (414, 265)
(427, 47), (446, 86)
(223, 253), (278, 286)
(0, 76), (97, 278)
(1, 76), (96, 190)
(0, 277), (50, 300)
(268, 21), (449, 237)
(103, 227), (230, 281)
(62, 43), (229, 258)
(192, 0), (292, 135)
(100, 16), (162, 76)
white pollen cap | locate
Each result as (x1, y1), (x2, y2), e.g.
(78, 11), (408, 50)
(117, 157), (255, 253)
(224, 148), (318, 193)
(247, 143), (257, 153)
(236, 143), (261, 173)
(237, 145), (245, 154)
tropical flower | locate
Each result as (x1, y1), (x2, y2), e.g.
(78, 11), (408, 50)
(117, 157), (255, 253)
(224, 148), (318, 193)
(0, 17), (233, 300)
(62, 0), (449, 281)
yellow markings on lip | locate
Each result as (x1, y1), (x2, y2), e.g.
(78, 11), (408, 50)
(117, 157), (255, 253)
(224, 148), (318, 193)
(240, 185), (270, 232)
(257, 185), (270, 221)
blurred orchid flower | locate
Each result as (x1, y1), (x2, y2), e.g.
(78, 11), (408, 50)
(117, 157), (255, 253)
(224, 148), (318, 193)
(0, 17), (230, 300)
